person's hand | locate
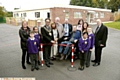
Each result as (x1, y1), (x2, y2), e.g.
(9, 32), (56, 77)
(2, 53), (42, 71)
(64, 37), (68, 40)
(54, 38), (58, 42)
(100, 44), (104, 47)
(74, 40), (78, 43)
(90, 49), (92, 51)
(82, 50), (84, 53)
(51, 40), (55, 44)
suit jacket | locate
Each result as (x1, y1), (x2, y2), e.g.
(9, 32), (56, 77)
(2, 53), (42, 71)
(41, 25), (54, 43)
(19, 26), (30, 49)
(94, 24), (108, 47)
(63, 23), (73, 37)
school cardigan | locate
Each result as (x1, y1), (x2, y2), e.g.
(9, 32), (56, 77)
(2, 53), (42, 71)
(34, 33), (41, 44)
(78, 37), (90, 52)
(27, 37), (39, 54)
(88, 33), (95, 49)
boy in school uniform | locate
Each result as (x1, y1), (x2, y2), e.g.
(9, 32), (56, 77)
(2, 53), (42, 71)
(86, 27), (95, 67)
(27, 31), (39, 71)
(33, 26), (41, 65)
(78, 32), (90, 71)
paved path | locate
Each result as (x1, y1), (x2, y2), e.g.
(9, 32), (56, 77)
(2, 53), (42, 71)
(0, 24), (120, 80)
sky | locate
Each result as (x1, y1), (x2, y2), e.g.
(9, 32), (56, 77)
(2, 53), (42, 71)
(0, 0), (70, 11)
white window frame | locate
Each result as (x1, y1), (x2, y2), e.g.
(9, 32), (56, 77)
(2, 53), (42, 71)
(74, 12), (82, 18)
(100, 12), (104, 18)
(35, 12), (40, 18)
(65, 12), (69, 19)
(95, 12), (99, 18)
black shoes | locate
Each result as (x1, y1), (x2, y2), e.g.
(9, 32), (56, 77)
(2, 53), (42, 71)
(46, 63), (50, 67)
(27, 61), (31, 65)
(93, 63), (100, 66)
(31, 68), (34, 71)
(49, 62), (54, 65)
(78, 66), (84, 71)
(36, 67), (39, 70)
(91, 60), (96, 62)
(22, 65), (26, 69)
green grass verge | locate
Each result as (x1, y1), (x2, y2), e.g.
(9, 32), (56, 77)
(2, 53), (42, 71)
(104, 21), (120, 30)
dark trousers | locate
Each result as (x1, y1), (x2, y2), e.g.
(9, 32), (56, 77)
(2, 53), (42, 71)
(43, 45), (51, 64)
(79, 52), (87, 67)
(95, 46), (103, 63)
(86, 51), (92, 66)
(29, 54), (38, 69)
(22, 49), (30, 64)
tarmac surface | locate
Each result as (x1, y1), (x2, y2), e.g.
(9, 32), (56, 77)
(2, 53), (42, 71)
(0, 24), (120, 80)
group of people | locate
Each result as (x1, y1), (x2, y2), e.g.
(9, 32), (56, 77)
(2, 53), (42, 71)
(19, 17), (108, 71)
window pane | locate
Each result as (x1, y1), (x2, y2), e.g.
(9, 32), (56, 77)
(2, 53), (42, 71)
(65, 12), (69, 18)
(35, 12), (40, 18)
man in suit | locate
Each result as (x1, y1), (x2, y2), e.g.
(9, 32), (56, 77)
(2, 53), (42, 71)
(41, 18), (55, 67)
(91, 19), (108, 66)
(62, 19), (73, 41)
(55, 17), (64, 38)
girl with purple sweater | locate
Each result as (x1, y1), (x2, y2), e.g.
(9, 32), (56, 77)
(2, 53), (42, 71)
(86, 27), (95, 67)
(33, 26), (41, 65)
(78, 32), (90, 71)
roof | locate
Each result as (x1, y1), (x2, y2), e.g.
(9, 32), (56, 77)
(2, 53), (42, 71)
(13, 4), (111, 12)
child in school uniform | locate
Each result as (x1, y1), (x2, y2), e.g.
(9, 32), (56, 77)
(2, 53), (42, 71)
(27, 31), (39, 71)
(33, 26), (41, 65)
(86, 27), (95, 67)
(78, 32), (90, 71)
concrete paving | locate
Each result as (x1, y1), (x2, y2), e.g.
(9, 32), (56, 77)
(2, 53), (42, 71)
(0, 24), (120, 80)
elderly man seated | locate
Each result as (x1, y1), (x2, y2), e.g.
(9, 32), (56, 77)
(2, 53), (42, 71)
(58, 26), (81, 60)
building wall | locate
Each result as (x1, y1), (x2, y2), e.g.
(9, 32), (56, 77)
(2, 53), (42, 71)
(13, 9), (50, 21)
(50, 7), (113, 25)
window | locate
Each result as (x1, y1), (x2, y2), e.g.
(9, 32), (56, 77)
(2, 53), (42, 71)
(95, 12), (99, 18)
(14, 14), (16, 17)
(35, 12), (40, 18)
(65, 12), (69, 18)
(74, 12), (82, 18)
(100, 12), (104, 18)
(23, 13), (26, 17)
(16, 13), (19, 17)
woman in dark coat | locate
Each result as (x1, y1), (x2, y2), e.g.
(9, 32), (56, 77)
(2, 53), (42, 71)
(19, 21), (31, 69)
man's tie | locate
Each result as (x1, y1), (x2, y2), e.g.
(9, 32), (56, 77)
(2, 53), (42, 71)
(95, 26), (100, 34)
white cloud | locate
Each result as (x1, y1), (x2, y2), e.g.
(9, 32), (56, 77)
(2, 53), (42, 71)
(0, 0), (70, 11)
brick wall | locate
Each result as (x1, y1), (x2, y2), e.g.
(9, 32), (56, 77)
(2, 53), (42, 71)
(50, 7), (113, 25)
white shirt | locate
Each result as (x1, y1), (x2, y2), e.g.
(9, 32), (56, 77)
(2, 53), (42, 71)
(53, 29), (58, 39)
(64, 24), (69, 36)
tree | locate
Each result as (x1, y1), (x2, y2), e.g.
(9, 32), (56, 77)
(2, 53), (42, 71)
(70, 0), (120, 12)
(0, 6), (5, 17)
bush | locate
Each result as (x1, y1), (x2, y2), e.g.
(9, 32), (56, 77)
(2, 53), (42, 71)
(0, 17), (6, 23)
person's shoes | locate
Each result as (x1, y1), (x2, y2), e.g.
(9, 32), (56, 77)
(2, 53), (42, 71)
(45, 64), (50, 67)
(86, 65), (90, 68)
(91, 60), (96, 63)
(31, 68), (34, 71)
(93, 63), (100, 66)
(38, 61), (41, 65)
(78, 66), (84, 71)
(27, 61), (31, 65)
(36, 67), (39, 70)
(22, 65), (26, 69)
(60, 54), (64, 60)
(49, 62), (54, 65)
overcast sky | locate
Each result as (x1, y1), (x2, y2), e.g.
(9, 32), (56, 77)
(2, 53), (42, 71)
(0, 0), (70, 11)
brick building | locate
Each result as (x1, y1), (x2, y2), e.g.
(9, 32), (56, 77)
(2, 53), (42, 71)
(13, 5), (113, 25)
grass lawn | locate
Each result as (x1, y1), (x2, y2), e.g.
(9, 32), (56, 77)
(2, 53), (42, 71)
(104, 21), (120, 30)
